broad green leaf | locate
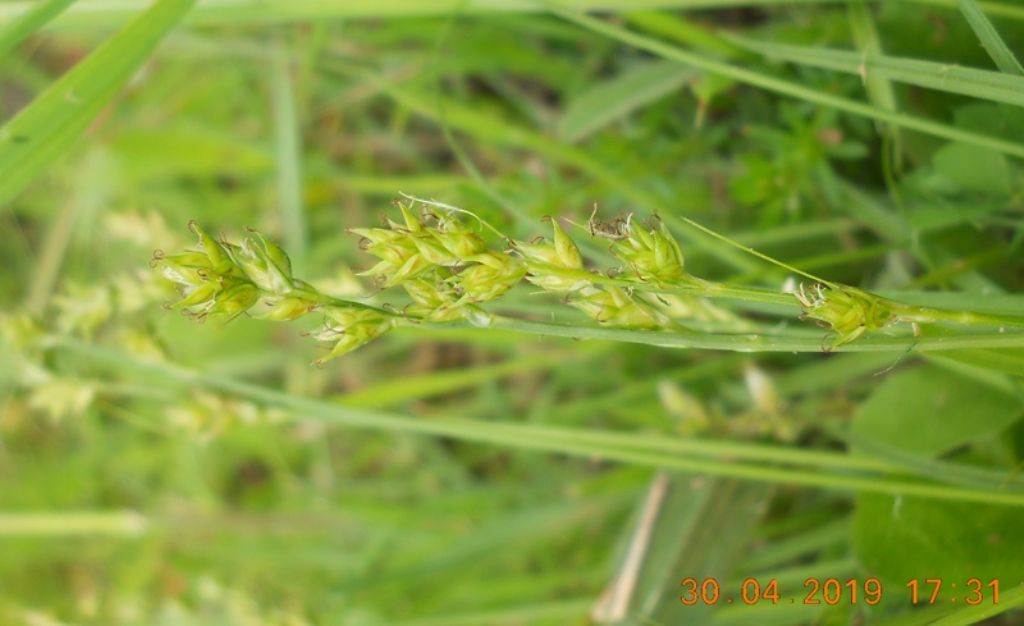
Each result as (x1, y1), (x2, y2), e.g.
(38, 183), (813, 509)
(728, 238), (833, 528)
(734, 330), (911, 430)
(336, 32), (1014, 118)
(958, 0), (1024, 76)
(930, 348), (1024, 377)
(933, 142), (1011, 195)
(851, 364), (1023, 457)
(0, 0), (74, 60)
(558, 60), (696, 143)
(852, 494), (1024, 590)
(0, 0), (196, 209)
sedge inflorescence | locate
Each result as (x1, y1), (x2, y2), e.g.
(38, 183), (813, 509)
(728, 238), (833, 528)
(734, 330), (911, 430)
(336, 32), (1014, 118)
(153, 221), (393, 364)
(794, 282), (896, 349)
(154, 200), (698, 362)
(155, 198), (909, 362)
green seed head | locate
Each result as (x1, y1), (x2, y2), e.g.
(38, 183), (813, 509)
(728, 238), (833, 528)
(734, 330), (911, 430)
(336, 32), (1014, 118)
(188, 221), (235, 275)
(513, 220), (583, 269)
(611, 219), (685, 284)
(795, 284), (894, 348)
(231, 233), (294, 295)
(514, 220), (588, 293)
(258, 295), (317, 321)
(455, 252), (527, 304)
(208, 282), (260, 318)
(402, 275), (463, 321)
(353, 227), (433, 287)
(392, 201), (425, 232)
(435, 217), (487, 259)
(572, 286), (666, 329)
(314, 306), (395, 363)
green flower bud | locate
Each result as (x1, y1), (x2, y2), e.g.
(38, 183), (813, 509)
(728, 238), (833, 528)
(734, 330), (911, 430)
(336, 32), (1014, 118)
(794, 283), (894, 348)
(434, 216), (487, 259)
(611, 220), (685, 284)
(231, 233), (294, 295)
(455, 252), (526, 303)
(571, 286), (665, 329)
(513, 220), (589, 293)
(154, 249), (222, 315)
(349, 226), (403, 247)
(391, 201), (425, 232)
(188, 221), (235, 275)
(352, 227), (433, 287)
(168, 276), (219, 312)
(313, 307), (394, 363)
(513, 220), (582, 269)
(409, 231), (460, 266)
(402, 276), (463, 321)
(159, 261), (208, 291)
(154, 250), (213, 271)
(259, 295), (317, 321)
(208, 282), (260, 318)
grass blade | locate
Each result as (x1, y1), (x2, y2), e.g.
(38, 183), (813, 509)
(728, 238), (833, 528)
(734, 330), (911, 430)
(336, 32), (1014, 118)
(550, 8), (1024, 160)
(847, 1), (903, 174)
(557, 59), (696, 142)
(929, 582), (1024, 626)
(727, 35), (1024, 108)
(55, 339), (1024, 507)
(958, 0), (1024, 75)
(0, 0), (196, 209)
(0, 0), (75, 60)
(270, 36), (308, 269)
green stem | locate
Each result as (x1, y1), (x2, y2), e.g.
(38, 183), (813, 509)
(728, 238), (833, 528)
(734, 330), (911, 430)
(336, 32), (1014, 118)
(890, 301), (1024, 329)
(483, 316), (1024, 353)
(51, 339), (1024, 507)
(297, 285), (1024, 353)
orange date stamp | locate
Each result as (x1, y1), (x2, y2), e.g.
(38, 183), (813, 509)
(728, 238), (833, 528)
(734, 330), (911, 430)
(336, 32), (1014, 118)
(679, 577), (1002, 607)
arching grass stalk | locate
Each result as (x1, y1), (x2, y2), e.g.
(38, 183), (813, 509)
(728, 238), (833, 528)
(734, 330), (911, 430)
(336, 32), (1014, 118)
(49, 338), (1024, 507)
(152, 199), (1024, 363)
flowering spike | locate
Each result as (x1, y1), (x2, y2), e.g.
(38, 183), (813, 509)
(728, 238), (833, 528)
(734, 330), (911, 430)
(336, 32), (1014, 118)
(513, 219), (589, 293)
(189, 222), (235, 275)
(610, 219), (685, 285)
(231, 234), (293, 295)
(314, 307), (394, 364)
(794, 284), (895, 349)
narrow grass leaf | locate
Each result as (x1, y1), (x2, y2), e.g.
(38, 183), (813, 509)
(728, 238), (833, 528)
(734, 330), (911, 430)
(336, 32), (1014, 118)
(271, 37), (308, 267)
(0, 0), (196, 209)
(57, 340), (1024, 507)
(552, 8), (1024, 159)
(326, 62), (760, 272)
(847, 0), (903, 172)
(0, 0), (75, 60)
(929, 581), (1024, 626)
(958, 0), (1024, 75)
(726, 34), (1024, 108)
(615, 477), (770, 626)
(335, 351), (587, 408)
(558, 59), (696, 142)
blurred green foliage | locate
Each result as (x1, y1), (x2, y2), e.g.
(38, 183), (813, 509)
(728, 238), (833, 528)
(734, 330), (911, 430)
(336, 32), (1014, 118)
(2, 1), (1024, 625)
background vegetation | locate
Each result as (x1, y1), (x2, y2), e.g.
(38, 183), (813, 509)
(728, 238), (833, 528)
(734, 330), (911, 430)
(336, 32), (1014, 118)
(2, 1), (1024, 624)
